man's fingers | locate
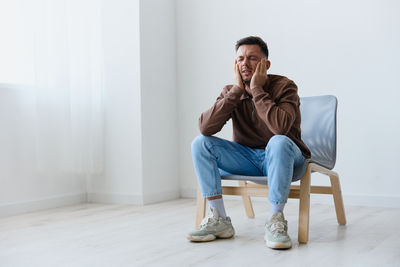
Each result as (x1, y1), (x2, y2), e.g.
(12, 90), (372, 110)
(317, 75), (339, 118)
(233, 59), (243, 89)
(255, 61), (260, 74)
(235, 62), (238, 75)
(262, 58), (267, 73)
(260, 58), (264, 73)
(259, 58), (265, 73)
(236, 64), (242, 81)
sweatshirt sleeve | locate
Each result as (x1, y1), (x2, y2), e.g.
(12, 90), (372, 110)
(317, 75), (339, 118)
(199, 85), (243, 135)
(251, 80), (299, 135)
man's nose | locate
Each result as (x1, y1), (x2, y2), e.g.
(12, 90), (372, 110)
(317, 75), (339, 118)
(241, 58), (249, 67)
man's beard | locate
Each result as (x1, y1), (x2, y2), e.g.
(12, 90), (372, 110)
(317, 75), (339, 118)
(241, 73), (251, 86)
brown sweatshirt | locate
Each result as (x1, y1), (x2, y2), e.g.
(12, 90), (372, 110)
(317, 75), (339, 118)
(199, 74), (311, 159)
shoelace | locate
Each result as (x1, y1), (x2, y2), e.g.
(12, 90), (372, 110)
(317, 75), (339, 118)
(269, 221), (286, 236)
(199, 216), (215, 229)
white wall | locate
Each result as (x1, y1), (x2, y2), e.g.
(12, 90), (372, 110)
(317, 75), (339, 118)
(88, 0), (144, 204)
(89, 0), (179, 205)
(0, 86), (87, 217)
(1, 0), (399, 216)
(140, 0), (179, 204)
(176, 0), (400, 207)
(0, 0), (179, 215)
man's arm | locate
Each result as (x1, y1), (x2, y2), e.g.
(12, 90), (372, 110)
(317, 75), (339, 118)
(249, 58), (299, 135)
(198, 85), (243, 135)
(198, 60), (246, 135)
(251, 82), (299, 135)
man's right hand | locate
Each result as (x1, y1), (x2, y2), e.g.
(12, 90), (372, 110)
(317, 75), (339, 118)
(233, 59), (244, 90)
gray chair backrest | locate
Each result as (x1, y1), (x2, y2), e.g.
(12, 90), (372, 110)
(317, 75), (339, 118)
(300, 95), (337, 170)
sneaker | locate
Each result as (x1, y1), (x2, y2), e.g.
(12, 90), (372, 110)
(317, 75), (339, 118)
(264, 212), (292, 249)
(186, 208), (235, 242)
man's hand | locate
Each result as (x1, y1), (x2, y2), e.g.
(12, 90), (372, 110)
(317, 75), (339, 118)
(233, 59), (244, 90)
(250, 58), (268, 90)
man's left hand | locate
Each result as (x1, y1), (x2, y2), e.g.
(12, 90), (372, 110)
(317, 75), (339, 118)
(250, 58), (268, 90)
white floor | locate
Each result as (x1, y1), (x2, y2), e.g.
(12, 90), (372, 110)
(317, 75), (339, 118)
(0, 198), (399, 267)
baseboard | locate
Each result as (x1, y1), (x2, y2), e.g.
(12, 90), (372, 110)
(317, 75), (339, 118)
(87, 192), (144, 205)
(88, 190), (180, 205)
(0, 190), (182, 217)
(0, 193), (87, 218)
(87, 189), (180, 205)
(180, 186), (400, 208)
(142, 189), (180, 205)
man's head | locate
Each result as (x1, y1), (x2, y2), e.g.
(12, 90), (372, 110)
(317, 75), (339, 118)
(235, 36), (271, 85)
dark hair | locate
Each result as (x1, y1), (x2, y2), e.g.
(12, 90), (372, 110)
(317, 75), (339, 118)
(235, 36), (269, 58)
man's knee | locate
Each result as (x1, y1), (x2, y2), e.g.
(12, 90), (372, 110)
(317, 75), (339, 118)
(266, 135), (293, 154)
(191, 135), (212, 154)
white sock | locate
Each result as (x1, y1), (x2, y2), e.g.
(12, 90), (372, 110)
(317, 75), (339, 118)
(270, 203), (285, 219)
(208, 198), (227, 219)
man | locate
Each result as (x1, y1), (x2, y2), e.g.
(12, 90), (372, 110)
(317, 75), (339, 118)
(186, 36), (311, 249)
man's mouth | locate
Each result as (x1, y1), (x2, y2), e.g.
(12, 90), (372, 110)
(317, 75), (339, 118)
(242, 70), (251, 76)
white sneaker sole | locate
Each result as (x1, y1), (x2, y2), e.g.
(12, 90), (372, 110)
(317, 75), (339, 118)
(186, 234), (216, 242)
(187, 229), (235, 242)
(265, 239), (292, 249)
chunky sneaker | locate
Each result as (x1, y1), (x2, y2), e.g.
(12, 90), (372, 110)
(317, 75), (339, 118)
(186, 208), (235, 242)
(264, 212), (292, 249)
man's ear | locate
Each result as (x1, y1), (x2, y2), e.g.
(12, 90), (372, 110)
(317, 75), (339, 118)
(266, 60), (271, 70)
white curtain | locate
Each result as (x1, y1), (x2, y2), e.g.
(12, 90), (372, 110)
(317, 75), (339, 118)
(0, 0), (104, 188)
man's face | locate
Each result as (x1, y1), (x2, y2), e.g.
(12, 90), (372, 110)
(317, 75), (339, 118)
(236, 44), (266, 84)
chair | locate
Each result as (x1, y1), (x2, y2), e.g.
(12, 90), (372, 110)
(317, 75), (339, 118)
(194, 95), (346, 243)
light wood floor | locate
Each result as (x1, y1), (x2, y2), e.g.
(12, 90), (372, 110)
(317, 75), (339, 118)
(0, 198), (399, 267)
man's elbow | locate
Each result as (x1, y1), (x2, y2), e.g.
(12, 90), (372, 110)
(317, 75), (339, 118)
(270, 127), (291, 136)
(267, 114), (294, 135)
(270, 118), (294, 135)
(199, 126), (213, 136)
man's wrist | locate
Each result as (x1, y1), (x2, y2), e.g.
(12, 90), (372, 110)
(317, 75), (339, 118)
(230, 85), (244, 94)
(250, 85), (264, 95)
(223, 85), (244, 102)
(251, 86), (272, 102)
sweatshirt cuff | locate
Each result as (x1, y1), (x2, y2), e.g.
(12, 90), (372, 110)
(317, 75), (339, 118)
(226, 85), (244, 100)
(251, 86), (270, 98)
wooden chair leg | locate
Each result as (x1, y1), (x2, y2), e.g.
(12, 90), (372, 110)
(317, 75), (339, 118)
(329, 174), (347, 225)
(195, 185), (206, 228)
(298, 165), (311, 243)
(239, 181), (255, 218)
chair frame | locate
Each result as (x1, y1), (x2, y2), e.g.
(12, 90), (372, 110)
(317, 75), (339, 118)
(195, 162), (346, 243)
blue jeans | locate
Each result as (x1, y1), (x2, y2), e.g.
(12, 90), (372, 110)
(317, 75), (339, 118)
(191, 135), (307, 204)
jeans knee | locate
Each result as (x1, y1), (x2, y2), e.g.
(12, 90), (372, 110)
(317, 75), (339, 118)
(266, 135), (293, 155)
(191, 135), (212, 154)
